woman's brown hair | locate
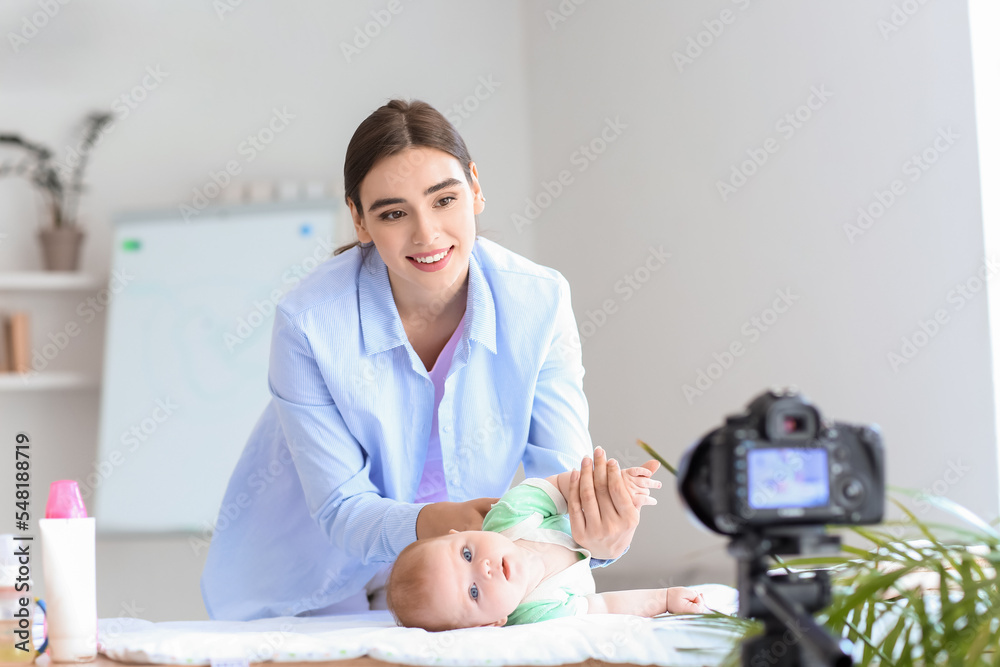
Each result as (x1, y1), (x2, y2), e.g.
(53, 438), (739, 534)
(334, 99), (478, 257)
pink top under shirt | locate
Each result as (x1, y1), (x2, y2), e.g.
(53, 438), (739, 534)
(413, 312), (466, 504)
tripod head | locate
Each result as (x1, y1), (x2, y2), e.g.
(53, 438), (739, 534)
(730, 527), (853, 667)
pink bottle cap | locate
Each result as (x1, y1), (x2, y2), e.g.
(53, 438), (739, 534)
(45, 480), (89, 519)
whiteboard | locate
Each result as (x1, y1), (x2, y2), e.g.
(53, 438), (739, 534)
(94, 201), (338, 533)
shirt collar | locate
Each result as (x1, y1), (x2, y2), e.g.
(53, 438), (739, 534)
(359, 241), (497, 357)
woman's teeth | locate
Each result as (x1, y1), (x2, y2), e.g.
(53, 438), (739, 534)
(413, 249), (449, 263)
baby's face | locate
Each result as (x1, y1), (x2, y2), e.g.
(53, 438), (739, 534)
(421, 529), (528, 628)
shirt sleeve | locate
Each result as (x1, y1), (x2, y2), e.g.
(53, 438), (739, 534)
(483, 478), (565, 533)
(522, 274), (593, 479)
(268, 305), (424, 564)
(519, 276), (624, 569)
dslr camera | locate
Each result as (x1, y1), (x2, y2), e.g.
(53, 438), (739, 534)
(679, 389), (884, 536)
(677, 389), (885, 667)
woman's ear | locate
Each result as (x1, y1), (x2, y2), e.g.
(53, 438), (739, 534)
(468, 161), (485, 215)
(348, 198), (372, 244)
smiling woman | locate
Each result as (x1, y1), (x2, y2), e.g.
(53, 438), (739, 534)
(199, 99), (655, 622)
(347, 145), (482, 371)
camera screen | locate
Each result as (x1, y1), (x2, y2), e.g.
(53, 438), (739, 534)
(747, 447), (829, 509)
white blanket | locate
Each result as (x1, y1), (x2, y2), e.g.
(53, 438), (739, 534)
(96, 584), (741, 666)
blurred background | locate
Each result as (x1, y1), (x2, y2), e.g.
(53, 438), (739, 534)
(0, 0), (998, 621)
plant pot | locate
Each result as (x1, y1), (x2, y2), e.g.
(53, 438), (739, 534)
(38, 226), (85, 271)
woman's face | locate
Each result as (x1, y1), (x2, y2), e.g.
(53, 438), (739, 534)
(349, 146), (484, 309)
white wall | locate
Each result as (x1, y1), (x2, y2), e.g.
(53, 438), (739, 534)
(970, 0), (1000, 509)
(522, 0), (998, 591)
(1, 0), (996, 621)
(0, 0), (536, 621)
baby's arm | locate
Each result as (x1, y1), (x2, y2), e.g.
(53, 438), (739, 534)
(584, 588), (707, 616)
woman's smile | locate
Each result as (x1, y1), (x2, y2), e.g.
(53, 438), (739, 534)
(407, 245), (454, 272)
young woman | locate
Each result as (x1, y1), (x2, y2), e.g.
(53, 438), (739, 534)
(200, 100), (656, 621)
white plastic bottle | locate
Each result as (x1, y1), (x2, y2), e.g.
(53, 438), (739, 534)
(39, 480), (97, 662)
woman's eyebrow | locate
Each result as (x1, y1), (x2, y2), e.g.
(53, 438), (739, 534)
(367, 178), (463, 213)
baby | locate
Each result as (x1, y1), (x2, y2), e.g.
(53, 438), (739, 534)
(387, 456), (707, 630)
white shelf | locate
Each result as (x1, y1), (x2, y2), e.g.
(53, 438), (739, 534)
(0, 371), (100, 391)
(0, 272), (105, 291)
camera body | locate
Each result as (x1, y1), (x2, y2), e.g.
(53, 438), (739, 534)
(679, 389), (884, 536)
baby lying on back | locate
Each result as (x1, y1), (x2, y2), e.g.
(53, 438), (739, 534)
(387, 456), (707, 630)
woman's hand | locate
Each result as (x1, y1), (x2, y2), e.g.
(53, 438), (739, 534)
(566, 447), (658, 559)
(415, 497), (497, 539)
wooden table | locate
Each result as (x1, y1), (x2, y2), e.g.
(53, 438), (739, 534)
(87, 658), (624, 667)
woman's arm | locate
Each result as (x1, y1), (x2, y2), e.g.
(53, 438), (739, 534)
(585, 588), (707, 616)
(270, 306), (496, 560)
(565, 449), (649, 559)
(415, 497), (497, 538)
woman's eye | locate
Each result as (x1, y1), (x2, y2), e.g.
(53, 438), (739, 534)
(435, 196), (455, 207)
(470, 583), (479, 601)
(462, 547), (472, 562)
(379, 210), (404, 221)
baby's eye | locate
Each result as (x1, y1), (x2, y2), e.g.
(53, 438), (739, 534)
(470, 583), (479, 601)
(462, 547), (472, 562)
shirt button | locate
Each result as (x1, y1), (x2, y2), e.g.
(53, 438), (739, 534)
(443, 425), (452, 433)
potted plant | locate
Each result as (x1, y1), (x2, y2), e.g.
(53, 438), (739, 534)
(0, 111), (113, 271)
(636, 440), (1000, 665)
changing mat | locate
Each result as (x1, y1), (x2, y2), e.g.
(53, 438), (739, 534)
(96, 584), (741, 666)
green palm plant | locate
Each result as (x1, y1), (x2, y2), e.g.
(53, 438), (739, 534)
(636, 440), (1000, 666)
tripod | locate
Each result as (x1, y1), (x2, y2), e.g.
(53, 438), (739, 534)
(729, 527), (854, 667)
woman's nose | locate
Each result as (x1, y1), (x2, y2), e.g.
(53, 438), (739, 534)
(410, 213), (439, 245)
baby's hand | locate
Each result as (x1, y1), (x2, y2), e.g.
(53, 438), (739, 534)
(617, 458), (662, 509)
(665, 587), (707, 614)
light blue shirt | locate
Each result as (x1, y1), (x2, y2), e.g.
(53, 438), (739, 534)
(200, 237), (594, 621)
